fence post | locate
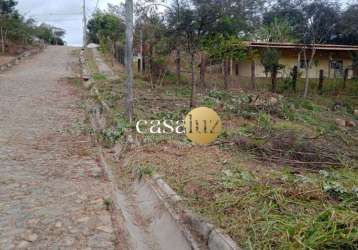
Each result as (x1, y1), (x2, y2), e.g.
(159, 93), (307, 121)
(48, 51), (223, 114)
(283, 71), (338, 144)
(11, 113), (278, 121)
(343, 68), (349, 89)
(318, 69), (324, 95)
(292, 65), (298, 92)
(251, 60), (256, 90)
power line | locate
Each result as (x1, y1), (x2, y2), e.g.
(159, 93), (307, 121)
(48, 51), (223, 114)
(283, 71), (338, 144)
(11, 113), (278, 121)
(30, 13), (82, 16)
(38, 18), (82, 22)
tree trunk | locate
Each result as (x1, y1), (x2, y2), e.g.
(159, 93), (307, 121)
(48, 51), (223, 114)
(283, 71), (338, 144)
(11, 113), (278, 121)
(251, 60), (256, 90)
(200, 53), (206, 88)
(297, 51), (301, 71)
(1, 26), (5, 54)
(303, 69), (310, 98)
(229, 59), (232, 75)
(328, 54), (332, 79)
(303, 48), (316, 98)
(354, 67), (358, 79)
(176, 48), (181, 85)
(223, 59), (229, 89)
(292, 66), (298, 92)
(235, 62), (239, 76)
(149, 45), (155, 88)
(318, 69), (324, 95)
(190, 53), (196, 108)
(343, 68), (349, 89)
(125, 0), (134, 122)
(175, 0), (181, 85)
(271, 67), (277, 93)
(139, 28), (143, 72)
(111, 39), (115, 67)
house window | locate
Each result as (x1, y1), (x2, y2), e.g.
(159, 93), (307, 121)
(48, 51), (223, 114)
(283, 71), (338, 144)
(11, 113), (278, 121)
(300, 59), (313, 69)
(330, 60), (343, 70)
(331, 60), (343, 75)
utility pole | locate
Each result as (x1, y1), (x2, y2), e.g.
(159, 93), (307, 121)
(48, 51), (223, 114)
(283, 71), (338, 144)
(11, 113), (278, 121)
(125, 0), (134, 122)
(83, 0), (87, 47)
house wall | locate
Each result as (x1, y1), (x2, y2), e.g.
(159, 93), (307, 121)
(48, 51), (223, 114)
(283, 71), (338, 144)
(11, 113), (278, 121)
(236, 52), (354, 79)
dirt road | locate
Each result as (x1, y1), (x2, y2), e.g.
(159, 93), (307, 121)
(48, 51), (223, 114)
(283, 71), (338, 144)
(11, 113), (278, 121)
(0, 46), (120, 249)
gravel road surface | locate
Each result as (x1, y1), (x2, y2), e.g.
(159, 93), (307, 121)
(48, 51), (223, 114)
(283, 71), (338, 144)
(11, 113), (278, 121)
(0, 46), (120, 250)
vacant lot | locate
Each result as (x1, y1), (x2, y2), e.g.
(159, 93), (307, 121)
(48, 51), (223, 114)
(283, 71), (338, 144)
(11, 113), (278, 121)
(85, 48), (358, 250)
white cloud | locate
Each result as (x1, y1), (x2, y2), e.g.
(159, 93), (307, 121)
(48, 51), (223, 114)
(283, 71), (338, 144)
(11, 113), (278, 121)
(17, 0), (123, 46)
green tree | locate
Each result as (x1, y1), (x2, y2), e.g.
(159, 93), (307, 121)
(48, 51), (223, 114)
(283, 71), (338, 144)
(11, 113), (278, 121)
(300, 1), (339, 98)
(260, 48), (284, 93)
(34, 24), (65, 45)
(204, 34), (247, 89)
(87, 11), (125, 46)
(137, 0), (188, 85)
(0, 0), (16, 13)
(263, 0), (306, 40)
(136, 13), (170, 87)
(257, 18), (294, 92)
(0, 0), (18, 53)
(258, 17), (295, 43)
(335, 4), (358, 45)
(179, 6), (200, 107)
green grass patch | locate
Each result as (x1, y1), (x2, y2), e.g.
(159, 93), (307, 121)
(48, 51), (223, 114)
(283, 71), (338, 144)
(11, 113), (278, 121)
(93, 72), (107, 81)
(180, 164), (358, 250)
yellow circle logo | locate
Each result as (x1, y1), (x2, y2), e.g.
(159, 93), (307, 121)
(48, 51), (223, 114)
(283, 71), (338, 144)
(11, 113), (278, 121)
(184, 107), (222, 145)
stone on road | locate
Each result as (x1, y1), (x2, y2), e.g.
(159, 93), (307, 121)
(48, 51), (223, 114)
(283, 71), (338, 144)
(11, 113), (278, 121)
(0, 46), (119, 249)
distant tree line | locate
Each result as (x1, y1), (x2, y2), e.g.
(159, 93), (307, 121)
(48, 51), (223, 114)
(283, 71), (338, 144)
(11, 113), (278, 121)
(87, 0), (358, 116)
(0, 0), (66, 54)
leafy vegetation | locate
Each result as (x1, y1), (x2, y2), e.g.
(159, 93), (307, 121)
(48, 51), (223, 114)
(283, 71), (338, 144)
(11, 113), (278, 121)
(83, 51), (358, 248)
(81, 1), (358, 249)
(0, 0), (65, 54)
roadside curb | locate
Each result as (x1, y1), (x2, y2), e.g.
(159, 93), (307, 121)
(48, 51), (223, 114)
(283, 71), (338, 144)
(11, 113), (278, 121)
(81, 49), (240, 250)
(0, 47), (44, 73)
(148, 173), (240, 250)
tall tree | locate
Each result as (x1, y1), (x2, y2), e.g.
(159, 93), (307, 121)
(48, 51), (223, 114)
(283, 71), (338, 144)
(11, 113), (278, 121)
(263, 0), (306, 40)
(300, 1), (339, 98)
(257, 18), (294, 92)
(87, 11), (125, 45)
(137, 0), (187, 85)
(204, 34), (246, 89)
(191, 0), (221, 88)
(335, 4), (358, 45)
(136, 13), (169, 87)
(178, 7), (200, 107)
(0, 0), (17, 53)
(0, 0), (16, 13)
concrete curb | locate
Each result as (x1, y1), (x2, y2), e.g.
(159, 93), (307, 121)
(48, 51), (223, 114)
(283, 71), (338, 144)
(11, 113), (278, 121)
(0, 47), (44, 73)
(81, 51), (240, 250)
(150, 173), (240, 250)
(79, 49), (91, 82)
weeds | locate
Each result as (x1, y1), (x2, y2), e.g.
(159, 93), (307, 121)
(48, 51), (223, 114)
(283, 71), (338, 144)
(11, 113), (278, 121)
(83, 47), (358, 250)
(134, 165), (155, 180)
(183, 164), (358, 250)
(93, 73), (107, 81)
(103, 198), (113, 211)
(256, 112), (272, 135)
(100, 112), (129, 147)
